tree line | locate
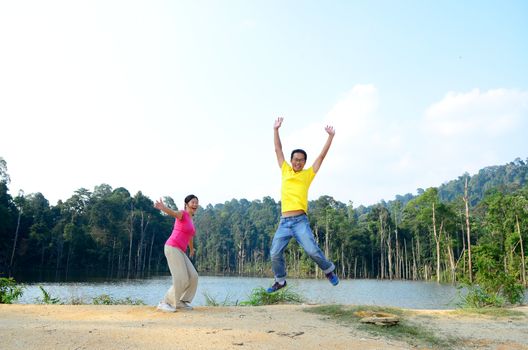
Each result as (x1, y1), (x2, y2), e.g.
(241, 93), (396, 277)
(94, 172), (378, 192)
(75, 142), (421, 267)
(1, 157), (527, 292)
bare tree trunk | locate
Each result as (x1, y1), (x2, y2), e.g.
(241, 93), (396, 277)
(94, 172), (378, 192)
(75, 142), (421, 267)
(460, 217), (466, 275)
(432, 203), (442, 283)
(315, 226), (320, 279)
(416, 236), (422, 280)
(379, 213), (385, 279)
(136, 212), (145, 275)
(387, 224), (393, 280)
(55, 237), (63, 273)
(517, 215), (526, 287)
(9, 209), (22, 271)
(395, 227), (400, 279)
(393, 207), (401, 279)
(110, 237), (116, 278)
(127, 203), (134, 279)
(463, 177), (473, 282)
(237, 235), (246, 275)
(412, 237), (417, 280)
(341, 246), (344, 277)
(325, 215), (330, 258)
(117, 243), (125, 277)
(371, 241), (375, 278)
(445, 231), (456, 283)
(66, 243), (72, 277)
(404, 239), (408, 280)
(118, 246), (123, 275)
(40, 245), (45, 269)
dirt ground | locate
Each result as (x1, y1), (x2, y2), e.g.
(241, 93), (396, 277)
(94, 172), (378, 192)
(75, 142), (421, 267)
(1, 304), (527, 350)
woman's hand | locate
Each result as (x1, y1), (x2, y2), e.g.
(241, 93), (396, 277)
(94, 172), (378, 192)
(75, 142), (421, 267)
(154, 198), (165, 210)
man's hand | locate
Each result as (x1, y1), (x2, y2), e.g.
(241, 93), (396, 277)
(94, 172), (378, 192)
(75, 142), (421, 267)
(274, 117), (284, 130)
(325, 125), (335, 136)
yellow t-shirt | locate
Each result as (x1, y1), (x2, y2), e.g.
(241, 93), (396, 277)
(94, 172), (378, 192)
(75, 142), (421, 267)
(281, 161), (316, 213)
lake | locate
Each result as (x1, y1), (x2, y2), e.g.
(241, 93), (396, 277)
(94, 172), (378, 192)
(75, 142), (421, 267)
(14, 275), (471, 309)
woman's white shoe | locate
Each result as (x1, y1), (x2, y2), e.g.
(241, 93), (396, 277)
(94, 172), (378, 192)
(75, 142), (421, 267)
(157, 301), (176, 312)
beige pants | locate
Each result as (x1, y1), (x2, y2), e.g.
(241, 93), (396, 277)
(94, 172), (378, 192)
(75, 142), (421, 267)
(163, 245), (198, 307)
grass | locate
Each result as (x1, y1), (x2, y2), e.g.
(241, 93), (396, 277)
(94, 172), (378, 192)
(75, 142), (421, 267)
(203, 290), (236, 306)
(32, 288), (146, 305)
(92, 294), (145, 305)
(240, 286), (304, 306)
(36, 286), (61, 304)
(305, 305), (456, 349)
(453, 307), (526, 318)
(0, 277), (24, 304)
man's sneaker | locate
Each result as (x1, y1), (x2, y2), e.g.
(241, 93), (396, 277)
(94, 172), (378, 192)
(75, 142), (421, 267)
(266, 281), (287, 293)
(326, 272), (339, 286)
(157, 301), (176, 312)
(176, 301), (193, 310)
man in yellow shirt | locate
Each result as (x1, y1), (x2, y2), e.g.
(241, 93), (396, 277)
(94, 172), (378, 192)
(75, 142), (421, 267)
(267, 117), (339, 293)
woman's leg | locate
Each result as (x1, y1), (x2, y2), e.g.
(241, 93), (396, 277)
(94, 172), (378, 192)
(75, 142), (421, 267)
(163, 245), (189, 306)
(180, 254), (198, 303)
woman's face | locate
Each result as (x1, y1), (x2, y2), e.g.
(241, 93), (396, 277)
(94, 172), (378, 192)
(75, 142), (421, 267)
(186, 198), (199, 214)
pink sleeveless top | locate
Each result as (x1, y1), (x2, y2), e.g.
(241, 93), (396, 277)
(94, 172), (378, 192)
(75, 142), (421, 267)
(165, 211), (196, 252)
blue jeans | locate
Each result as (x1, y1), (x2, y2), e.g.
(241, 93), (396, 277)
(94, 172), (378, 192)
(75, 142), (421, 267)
(270, 214), (335, 282)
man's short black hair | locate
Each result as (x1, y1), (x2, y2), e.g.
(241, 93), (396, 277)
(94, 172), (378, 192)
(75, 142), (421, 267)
(290, 149), (307, 161)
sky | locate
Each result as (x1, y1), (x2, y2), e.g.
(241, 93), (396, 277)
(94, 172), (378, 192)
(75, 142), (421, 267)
(1, 1), (527, 208)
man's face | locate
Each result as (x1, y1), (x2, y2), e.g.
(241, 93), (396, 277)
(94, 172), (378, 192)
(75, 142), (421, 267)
(291, 153), (306, 172)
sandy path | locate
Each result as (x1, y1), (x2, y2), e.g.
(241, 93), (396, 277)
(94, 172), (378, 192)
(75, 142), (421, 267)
(1, 304), (527, 349)
(0, 304), (408, 350)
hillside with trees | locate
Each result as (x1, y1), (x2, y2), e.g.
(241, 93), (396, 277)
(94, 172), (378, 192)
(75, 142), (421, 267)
(1, 156), (527, 304)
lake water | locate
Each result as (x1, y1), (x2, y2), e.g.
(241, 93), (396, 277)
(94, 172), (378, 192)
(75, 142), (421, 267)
(15, 275), (469, 309)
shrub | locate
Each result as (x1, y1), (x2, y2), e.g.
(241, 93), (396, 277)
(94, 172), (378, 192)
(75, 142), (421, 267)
(36, 286), (61, 304)
(0, 277), (24, 304)
(203, 291), (235, 306)
(240, 287), (304, 306)
(92, 294), (145, 305)
(459, 243), (525, 308)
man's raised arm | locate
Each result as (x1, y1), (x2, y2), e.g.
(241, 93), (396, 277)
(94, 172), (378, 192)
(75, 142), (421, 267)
(312, 125), (335, 173)
(274, 117), (286, 168)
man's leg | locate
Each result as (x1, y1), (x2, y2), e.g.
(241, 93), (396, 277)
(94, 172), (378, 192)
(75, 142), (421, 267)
(269, 219), (293, 283)
(293, 215), (336, 276)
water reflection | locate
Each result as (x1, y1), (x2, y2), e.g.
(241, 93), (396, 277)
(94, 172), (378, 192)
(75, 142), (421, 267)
(15, 275), (470, 309)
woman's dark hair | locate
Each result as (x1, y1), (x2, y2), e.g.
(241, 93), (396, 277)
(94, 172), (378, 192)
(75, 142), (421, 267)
(184, 194), (198, 206)
(290, 149), (307, 161)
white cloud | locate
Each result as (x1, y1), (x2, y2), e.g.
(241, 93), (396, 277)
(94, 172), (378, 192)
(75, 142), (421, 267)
(324, 84), (379, 139)
(424, 88), (528, 137)
(285, 84), (400, 205)
(284, 86), (528, 207)
(411, 88), (528, 196)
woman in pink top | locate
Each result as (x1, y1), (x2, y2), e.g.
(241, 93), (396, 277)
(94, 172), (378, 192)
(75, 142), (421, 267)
(154, 194), (199, 312)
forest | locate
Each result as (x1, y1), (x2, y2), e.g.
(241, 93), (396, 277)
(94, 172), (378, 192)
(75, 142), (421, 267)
(1, 156), (527, 303)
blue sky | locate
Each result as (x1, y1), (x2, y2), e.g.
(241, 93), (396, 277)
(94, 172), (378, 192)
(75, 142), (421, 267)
(1, 1), (527, 208)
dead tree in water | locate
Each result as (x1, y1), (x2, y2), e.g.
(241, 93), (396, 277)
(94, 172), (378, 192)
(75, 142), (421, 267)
(463, 177), (473, 282)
